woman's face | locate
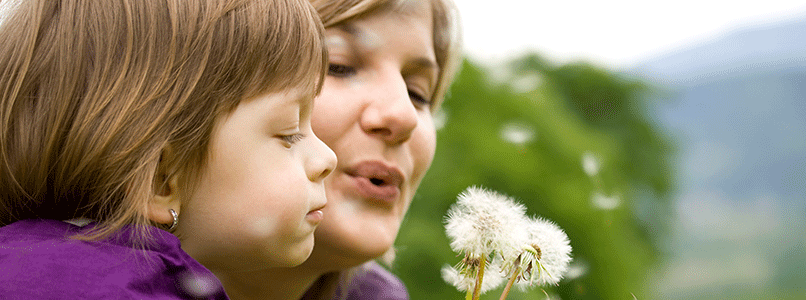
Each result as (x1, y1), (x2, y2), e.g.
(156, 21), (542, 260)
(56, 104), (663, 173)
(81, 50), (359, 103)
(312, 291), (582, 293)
(309, 2), (438, 267)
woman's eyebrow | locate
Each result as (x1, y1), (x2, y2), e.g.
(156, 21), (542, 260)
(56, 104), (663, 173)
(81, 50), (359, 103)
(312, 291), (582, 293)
(336, 23), (359, 39)
(339, 23), (437, 68)
(410, 57), (437, 71)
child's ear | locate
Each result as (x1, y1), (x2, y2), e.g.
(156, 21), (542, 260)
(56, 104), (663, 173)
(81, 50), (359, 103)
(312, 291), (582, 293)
(148, 147), (182, 228)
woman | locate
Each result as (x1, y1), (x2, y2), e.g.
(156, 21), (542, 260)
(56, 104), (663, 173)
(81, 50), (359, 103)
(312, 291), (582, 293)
(213, 0), (462, 298)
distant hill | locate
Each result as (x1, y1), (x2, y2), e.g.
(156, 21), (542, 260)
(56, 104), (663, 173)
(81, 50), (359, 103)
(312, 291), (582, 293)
(632, 16), (806, 86)
(630, 14), (806, 198)
(628, 13), (806, 299)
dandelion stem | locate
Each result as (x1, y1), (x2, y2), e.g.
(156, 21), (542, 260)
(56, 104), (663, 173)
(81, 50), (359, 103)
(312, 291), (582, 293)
(472, 255), (487, 300)
(465, 288), (473, 300)
(498, 269), (518, 300)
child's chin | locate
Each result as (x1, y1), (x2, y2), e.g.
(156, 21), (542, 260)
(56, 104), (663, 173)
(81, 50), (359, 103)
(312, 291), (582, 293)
(280, 236), (315, 267)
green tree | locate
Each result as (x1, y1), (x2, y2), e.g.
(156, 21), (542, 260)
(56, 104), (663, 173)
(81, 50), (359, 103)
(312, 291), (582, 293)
(393, 54), (676, 299)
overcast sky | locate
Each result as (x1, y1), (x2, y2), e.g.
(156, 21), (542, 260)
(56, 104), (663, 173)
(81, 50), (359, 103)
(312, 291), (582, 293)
(455, 0), (806, 69)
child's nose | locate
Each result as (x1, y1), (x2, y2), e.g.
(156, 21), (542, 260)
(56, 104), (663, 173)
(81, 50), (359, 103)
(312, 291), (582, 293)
(306, 132), (337, 182)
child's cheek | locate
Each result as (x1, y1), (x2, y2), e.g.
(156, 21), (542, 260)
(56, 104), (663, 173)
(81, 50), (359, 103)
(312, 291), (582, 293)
(249, 216), (279, 239)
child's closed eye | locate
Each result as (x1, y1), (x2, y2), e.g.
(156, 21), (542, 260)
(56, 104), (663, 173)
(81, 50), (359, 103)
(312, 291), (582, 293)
(279, 133), (306, 146)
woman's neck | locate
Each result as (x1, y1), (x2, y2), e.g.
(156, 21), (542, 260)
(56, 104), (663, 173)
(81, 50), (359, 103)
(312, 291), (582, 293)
(214, 266), (322, 300)
(213, 246), (367, 299)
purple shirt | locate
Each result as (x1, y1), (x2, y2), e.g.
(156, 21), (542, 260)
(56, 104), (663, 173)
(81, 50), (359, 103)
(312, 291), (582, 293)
(0, 219), (228, 299)
(337, 262), (408, 300)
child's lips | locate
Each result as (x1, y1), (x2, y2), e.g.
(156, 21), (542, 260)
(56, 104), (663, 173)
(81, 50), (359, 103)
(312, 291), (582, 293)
(306, 203), (326, 223)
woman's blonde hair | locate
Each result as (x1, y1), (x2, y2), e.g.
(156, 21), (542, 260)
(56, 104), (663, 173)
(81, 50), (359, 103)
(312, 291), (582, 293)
(302, 0), (462, 299)
(0, 0), (327, 241)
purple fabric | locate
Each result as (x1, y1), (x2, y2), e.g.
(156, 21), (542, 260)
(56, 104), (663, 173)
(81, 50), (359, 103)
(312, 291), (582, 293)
(0, 219), (228, 299)
(338, 262), (408, 300)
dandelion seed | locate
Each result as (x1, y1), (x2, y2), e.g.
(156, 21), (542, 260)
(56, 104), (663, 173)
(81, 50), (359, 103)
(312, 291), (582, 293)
(488, 66), (514, 87)
(434, 110), (448, 130)
(179, 271), (221, 298)
(582, 152), (600, 177)
(515, 217), (572, 288)
(444, 186), (530, 260)
(592, 192), (621, 210)
(356, 28), (381, 50)
(325, 35), (347, 49)
(511, 73), (542, 93)
(500, 123), (535, 146)
(564, 260), (588, 280)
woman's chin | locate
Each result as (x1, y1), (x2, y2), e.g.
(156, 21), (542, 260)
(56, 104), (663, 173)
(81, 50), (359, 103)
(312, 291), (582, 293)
(308, 231), (395, 269)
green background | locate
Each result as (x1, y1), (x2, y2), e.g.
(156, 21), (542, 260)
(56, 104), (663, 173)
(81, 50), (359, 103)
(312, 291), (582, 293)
(391, 54), (675, 300)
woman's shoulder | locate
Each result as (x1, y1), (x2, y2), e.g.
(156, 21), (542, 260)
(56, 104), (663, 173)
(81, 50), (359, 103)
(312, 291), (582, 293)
(342, 262), (409, 300)
(0, 219), (228, 299)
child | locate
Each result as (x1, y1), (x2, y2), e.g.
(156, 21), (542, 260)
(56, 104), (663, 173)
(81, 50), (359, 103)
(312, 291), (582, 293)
(0, 0), (335, 298)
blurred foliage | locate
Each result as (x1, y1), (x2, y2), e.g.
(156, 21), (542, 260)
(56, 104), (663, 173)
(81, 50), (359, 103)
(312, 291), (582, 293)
(392, 54), (677, 299)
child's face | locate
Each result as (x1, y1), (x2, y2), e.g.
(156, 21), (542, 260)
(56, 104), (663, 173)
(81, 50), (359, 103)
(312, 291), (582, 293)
(176, 87), (336, 271)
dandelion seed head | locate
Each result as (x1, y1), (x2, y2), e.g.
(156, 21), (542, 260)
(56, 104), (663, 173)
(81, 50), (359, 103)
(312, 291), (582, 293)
(444, 186), (530, 259)
(516, 217), (572, 288)
(441, 263), (506, 293)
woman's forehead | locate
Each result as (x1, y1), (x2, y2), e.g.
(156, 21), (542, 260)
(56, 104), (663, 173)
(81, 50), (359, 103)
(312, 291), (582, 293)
(382, 0), (432, 20)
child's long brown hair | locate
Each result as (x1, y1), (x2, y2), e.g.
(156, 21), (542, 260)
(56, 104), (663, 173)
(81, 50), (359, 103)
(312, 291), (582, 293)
(0, 0), (327, 242)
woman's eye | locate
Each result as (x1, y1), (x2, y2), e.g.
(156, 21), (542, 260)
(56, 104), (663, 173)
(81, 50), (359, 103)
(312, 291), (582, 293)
(328, 63), (357, 78)
(408, 90), (431, 108)
(279, 133), (306, 145)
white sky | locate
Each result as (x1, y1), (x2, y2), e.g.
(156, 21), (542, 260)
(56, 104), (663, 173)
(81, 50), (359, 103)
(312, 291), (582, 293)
(455, 0), (806, 69)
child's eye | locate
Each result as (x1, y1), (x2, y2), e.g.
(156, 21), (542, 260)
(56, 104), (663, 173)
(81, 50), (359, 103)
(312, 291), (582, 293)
(409, 90), (431, 108)
(279, 133), (306, 146)
(328, 63), (356, 78)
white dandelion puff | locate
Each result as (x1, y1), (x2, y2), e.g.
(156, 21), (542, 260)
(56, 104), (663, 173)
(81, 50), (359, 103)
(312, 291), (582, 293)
(441, 262), (506, 293)
(516, 217), (572, 288)
(444, 186), (530, 260)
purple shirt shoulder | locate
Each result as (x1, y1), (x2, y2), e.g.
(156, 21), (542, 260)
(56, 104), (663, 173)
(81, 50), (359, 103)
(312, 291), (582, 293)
(0, 219), (228, 299)
(338, 262), (409, 300)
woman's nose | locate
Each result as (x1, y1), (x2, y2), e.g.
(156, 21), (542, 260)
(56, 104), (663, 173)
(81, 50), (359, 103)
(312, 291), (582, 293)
(359, 73), (418, 145)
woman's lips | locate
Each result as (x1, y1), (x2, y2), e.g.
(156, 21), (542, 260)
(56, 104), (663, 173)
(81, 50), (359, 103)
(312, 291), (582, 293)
(344, 161), (404, 204)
